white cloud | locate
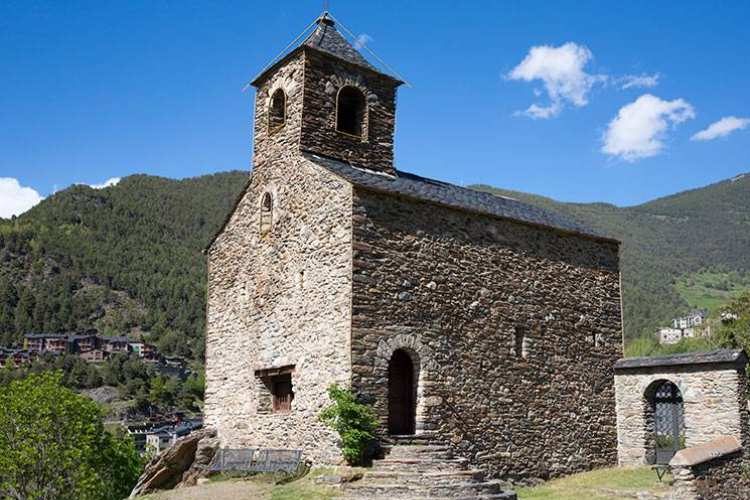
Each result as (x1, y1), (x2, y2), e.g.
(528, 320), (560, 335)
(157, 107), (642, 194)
(602, 94), (695, 161)
(87, 177), (121, 189)
(353, 34), (372, 50)
(0, 178), (44, 218)
(618, 73), (660, 90)
(507, 42), (606, 119)
(691, 116), (750, 141)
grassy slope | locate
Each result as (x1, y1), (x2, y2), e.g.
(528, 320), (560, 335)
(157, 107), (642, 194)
(141, 466), (668, 500)
(473, 172), (750, 344)
(141, 469), (339, 500)
(516, 466), (671, 499)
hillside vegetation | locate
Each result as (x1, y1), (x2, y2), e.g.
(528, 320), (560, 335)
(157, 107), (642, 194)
(1, 169), (748, 358)
(0, 172), (248, 359)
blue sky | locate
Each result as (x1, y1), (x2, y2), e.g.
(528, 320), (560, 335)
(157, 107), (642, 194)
(1, 0), (749, 217)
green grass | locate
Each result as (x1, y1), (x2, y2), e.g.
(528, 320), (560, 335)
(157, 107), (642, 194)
(676, 270), (750, 313)
(140, 467), (341, 500)
(516, 466), (671, 500)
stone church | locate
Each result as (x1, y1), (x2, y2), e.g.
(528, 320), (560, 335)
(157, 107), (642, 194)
(205, 12), (623, 482)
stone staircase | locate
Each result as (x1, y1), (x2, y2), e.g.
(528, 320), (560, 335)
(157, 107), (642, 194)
(341, 434), (517, 499)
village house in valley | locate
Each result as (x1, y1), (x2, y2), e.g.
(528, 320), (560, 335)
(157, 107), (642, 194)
(204, 13), (623, 482)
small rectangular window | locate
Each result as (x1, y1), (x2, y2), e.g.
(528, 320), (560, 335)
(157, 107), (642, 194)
(272, 374), (294, 413)
(255, 365), (295, 415)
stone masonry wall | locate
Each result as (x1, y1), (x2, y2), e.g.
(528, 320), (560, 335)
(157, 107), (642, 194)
(614, 364), (748, 466)
(300, 49), (397, 174)
(204, 153), (354, 464)
(349, 188), (623, 483)
(252, 51), (305, 168)
(672, 451), (749, 500)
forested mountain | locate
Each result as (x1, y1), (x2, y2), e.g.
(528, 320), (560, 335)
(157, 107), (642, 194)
(474, 172), (750, 342)
(1, 170), (748, 357)
(0, 172), (248, 359)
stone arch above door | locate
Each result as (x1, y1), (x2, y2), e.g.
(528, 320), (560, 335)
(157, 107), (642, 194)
(373, 332), (440, 434)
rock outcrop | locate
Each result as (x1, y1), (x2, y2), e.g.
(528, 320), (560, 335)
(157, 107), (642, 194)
(129, 428), (218, 498)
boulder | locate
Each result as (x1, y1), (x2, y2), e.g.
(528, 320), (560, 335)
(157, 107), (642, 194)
(129, 428), (217, 498)
(176, 434), (220, 488)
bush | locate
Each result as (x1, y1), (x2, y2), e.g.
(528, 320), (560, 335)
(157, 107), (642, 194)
(319, 384), (378, 465)
(0, 372), (143, 499)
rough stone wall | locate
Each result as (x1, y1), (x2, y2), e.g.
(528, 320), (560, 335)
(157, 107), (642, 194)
(672, 452), (749, 500)
(614, 365), (747, 466)
(299, 49), (397, 175)
(204, 153), (354, 464)
(349, 188), (623, 483)
(252, 52), (305, 168)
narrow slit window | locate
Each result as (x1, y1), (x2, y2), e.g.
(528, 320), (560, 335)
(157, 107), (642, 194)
(514, 328), (529, 360)
(260, 192), (273, 236)
(268, 89), (286, 132)
(336, 86), (366, 137)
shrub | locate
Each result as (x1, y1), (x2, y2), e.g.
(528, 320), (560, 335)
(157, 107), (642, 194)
(319, 384), (378, 465)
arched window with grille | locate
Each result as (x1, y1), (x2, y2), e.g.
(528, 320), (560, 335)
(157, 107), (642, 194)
(336, 86), (366, 137)
(260, 192), (273, 236)
(268, 89), (286, 132)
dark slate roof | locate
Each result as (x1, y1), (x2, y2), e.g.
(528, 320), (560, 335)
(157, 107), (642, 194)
(304, 153), (613, 242)
(25, 333), (69, 339)
(614, 349), (747, 370)
(252, 12), (400, 86)
(301, 13), (377, 72)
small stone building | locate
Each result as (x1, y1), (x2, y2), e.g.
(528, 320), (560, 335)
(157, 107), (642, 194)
(205, 13), (623, 482)
(614, 349), (749, 466)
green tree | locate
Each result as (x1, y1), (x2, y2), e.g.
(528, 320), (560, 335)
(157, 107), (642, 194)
(715, 292), (750, 353)
(319, 384), (378, 465)
(0, 372), (142, 500)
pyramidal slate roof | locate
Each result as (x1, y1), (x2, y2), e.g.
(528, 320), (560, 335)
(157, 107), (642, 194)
(252, 12), (399, 86)
(304, 152), (615, 242)
(302, 13), (378, 72)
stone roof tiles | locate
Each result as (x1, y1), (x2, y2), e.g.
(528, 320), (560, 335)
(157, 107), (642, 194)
(614, 349), (747, 370)
(305, 152), (614, 242)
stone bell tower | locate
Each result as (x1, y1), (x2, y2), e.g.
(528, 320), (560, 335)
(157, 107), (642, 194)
(251, 12), (403, 174)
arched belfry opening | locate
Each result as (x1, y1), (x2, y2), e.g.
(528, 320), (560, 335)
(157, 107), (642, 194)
(644, 379), (684, 464)
(388, 349), (418, 435)
(260, 192), (273, 236)
(268, 89), (286, 132)
(336, 86), (366, 137)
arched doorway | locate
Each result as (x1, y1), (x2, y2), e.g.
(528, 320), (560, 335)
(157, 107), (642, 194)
(388, 349), (417, 435)
(645, 380), (685, 464)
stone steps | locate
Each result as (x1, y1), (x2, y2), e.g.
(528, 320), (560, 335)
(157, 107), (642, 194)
(373, 457), (470, 472)
(342, 479), (507, 498)
(341, 439), (516, 499)
(365, 469), (485, 484)
(381, 444), (453, 459)
(345, 494), (517, 500)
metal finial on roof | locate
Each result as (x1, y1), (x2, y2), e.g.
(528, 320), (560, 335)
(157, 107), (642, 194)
(316, 11), (335, 26)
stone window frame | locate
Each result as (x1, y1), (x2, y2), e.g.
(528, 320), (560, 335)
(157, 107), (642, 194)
(267, 88), (287, 134)
(260, 192), (273, 237)
(334, 85), (368, 141)
(255, 365), (296, 415)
